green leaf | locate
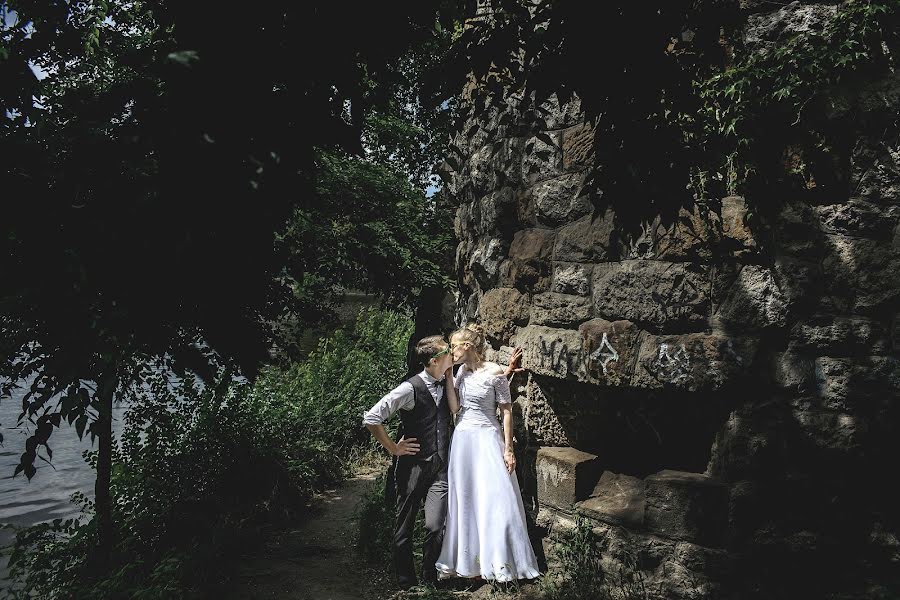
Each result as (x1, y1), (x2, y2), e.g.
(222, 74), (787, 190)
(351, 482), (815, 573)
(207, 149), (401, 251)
(75, 414), (88, 440)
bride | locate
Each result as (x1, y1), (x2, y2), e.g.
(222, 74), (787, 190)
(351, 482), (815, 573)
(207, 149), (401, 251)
(435, 323), (541, 582)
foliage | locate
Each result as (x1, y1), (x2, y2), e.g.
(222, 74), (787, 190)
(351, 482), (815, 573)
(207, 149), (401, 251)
(2, 309), (413, 598)
(542, 514), (652, 600)
(697, 0), (900, 197)
(541, 514), (605, 600)
(442, 0), (900, 230)
(278, 150), (455, 317)
(0, 0), (462, 488)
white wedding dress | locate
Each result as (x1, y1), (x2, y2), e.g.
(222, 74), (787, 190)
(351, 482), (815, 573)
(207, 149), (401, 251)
(435, 363), (541, 582)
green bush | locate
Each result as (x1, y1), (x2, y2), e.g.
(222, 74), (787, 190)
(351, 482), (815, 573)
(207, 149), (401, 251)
(2, 308), (413, 599)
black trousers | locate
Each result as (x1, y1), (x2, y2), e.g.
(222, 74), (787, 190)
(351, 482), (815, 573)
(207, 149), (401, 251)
(393, 455), (448, 586)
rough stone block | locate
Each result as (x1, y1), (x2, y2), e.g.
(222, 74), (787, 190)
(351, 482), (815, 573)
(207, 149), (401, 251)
(772, 351), (816, 394)
(514, 325), (586, 381)
(578, 318), (642, 386)
(467, 236), (508, 289)
(467, 137), (524, 197)
(530, 292), (592, 328)
(472, 187), (518, 236)
(528, 171), (591, 227)
(813, 356), (900, 411)
(791, 401), (866, 454)
(592, 261), (710, 330)
(815, 199), (900, 238)
(851, 135), (900, 203)
(522, 131), (563, 184)
(500, 228), (555, 292)
(552, 209), (616, 263)
(577, 471), (646, 528)
(479, 287), (530, 347)
(561, 121), (596, 170)
(789, 316), (890, 355)
(534, 91), (583, 130)
(644, 470), (729, 547)
(713, 265), (789, 332)
(822, 234), (900, 314)
(522, 378), (572, 446)
(706, 409), (784, 480)
(536, 446), (602, 510)
(720, 196), (758, 255)
(774, 256), (822, 309)
(744, 3), (839, 54)
(632, 333), (757, 391)
(775, 200), (824, 259)
(551, 262), (592, 296)
(654, 205), (723, 261)
(893, 313), (900, 353)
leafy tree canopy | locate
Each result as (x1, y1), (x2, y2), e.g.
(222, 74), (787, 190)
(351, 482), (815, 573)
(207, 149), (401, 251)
(1, 0), (463, 487)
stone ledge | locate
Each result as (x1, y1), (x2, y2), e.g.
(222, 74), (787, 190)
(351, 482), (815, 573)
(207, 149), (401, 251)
(536, 446), (602, 511)
(576, 471), (645, 528)
(645, 470), (729, 548)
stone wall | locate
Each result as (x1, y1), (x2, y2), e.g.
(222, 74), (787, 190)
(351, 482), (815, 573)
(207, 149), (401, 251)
(445, 3), (900, 598)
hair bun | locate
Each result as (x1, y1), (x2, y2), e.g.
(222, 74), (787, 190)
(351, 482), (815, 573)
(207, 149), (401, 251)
(465, 323), (485, 337)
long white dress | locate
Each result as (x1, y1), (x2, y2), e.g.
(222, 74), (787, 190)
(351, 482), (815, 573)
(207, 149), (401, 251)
(435, 363), (541, 582)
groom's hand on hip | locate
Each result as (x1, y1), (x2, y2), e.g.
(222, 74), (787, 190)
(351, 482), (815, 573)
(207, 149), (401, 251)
(394, 436), (420, 456)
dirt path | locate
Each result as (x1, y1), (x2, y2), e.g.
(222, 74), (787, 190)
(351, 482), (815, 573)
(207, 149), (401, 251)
(226, 470), (380, 600)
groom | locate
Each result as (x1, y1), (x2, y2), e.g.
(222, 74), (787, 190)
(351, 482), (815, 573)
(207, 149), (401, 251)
(363, 335), (454, 588)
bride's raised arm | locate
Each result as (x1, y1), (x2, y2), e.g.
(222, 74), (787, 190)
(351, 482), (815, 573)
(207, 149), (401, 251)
(445, 365), (460, 414)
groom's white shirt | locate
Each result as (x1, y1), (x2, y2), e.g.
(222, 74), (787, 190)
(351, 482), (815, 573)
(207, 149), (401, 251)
(361, 368), (444, 426)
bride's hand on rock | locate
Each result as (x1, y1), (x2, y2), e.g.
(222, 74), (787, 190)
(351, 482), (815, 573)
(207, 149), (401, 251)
(505, 348), (525, 379)
(504, 447), (516, 473)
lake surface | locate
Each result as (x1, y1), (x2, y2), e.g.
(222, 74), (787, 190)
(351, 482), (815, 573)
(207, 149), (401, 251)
(0, 381), (128, 587)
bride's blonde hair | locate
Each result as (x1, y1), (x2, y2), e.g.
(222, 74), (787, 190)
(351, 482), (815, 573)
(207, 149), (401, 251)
(451, 323), (487, 360)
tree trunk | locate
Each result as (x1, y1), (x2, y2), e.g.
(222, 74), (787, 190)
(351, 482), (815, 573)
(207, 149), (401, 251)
(94, 368), (117, 566)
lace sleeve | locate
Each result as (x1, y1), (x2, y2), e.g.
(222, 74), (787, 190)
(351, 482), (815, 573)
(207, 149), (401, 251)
(493, 373), (512, 405)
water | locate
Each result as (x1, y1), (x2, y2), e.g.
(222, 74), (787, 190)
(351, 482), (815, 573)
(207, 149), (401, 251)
(0, 381), (128, 586)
